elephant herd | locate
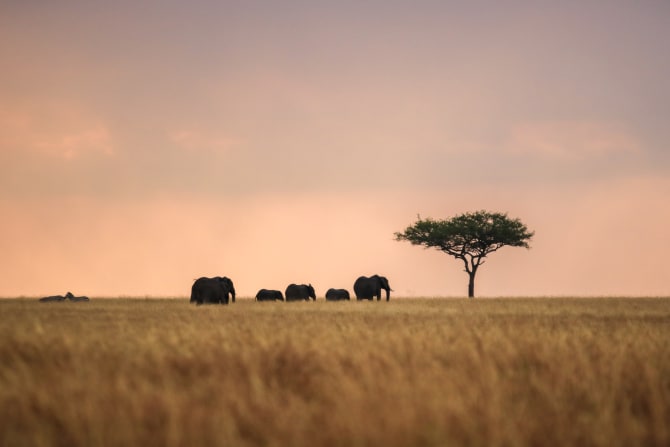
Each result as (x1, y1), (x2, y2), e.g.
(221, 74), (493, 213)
(190, 274), (391, 305)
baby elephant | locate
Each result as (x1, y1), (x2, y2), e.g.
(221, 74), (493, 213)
(255, 289), (284, 301)
(325, 288), (350, 301)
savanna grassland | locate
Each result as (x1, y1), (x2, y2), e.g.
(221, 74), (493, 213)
(1, 297), (669, 447)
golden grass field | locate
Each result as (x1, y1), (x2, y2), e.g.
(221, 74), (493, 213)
(1, 297), (669, 447)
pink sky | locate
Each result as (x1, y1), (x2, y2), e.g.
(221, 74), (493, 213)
(1, 1), (669, 297)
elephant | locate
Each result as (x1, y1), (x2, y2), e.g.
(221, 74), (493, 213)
(285, 283), (316, 301)
(325, 288), (350, 301)
(256, 289), (284, 301)
(353, 275), (391, 301)
(190, 276), (236, 305)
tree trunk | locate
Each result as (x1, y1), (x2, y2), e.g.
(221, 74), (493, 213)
(468, 270), (476, 298)
(463, 257), (478, 299)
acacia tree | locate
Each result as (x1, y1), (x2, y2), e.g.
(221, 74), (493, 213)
(395, 210), (534, 298)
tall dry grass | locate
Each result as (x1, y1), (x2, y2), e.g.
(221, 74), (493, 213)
(1, 297), (669, 446)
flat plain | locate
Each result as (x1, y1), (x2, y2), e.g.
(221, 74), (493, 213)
(1, 297), (669, 447)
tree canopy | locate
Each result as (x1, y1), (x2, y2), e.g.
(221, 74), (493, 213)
(395, 210), (534, 298)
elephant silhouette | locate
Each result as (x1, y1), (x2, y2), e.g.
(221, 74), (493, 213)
(285, 284), (316, 301)
(190, 277), (236, 305)
(354, 275), (391, 301)
(256, 289), (284, 301)
(325, 288), (350, 301)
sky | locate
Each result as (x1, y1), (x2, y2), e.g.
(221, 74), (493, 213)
(1, 1), (669, 297)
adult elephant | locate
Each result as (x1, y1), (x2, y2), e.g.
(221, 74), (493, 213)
(285, 284), (316, 301)
(190, 276), (236, 305)
(256, 289), (284, 301)
(325, 288), (350, 301)
(353, 275), (391, 301)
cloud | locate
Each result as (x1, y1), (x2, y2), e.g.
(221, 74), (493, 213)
(168, 129), (240, 154)
(504, 120), (641, 161)
(34, 125), (113, 159)
(1, 1), (669, 299)
(0, 101), (114, 159)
